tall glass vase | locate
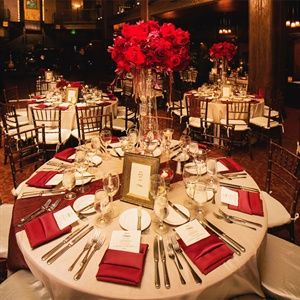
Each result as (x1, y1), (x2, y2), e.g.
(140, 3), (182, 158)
(220, 58), (228, 83)
(134, 69), (159, 155)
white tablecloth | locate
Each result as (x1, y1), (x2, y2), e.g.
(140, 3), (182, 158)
(16, 154), (266, 300)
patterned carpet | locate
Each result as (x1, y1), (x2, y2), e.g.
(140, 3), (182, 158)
(0, 106), (299, 245)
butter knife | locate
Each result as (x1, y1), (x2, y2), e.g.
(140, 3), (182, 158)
(41, 224), (89, 261)
(159, 236), (170, 289)
(167, 201), (190, 221)
(137, 206), (142, 231)
(153, 236), (160, 289)
(47, 226), (94, 264)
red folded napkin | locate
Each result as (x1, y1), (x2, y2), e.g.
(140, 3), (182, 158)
(25, 212), (72, 248)
(228, 190), (264, 216)
(26, 171), (60, 188)
(218, 157), (244, 173)
(110, 136), (120, 143)
(70, 82), (82, 88)
(178, 235), (233, 275)
(198, 143), (208, 150)
(98, 101), (111, 106)
(54, 148), (76, 162)
(55, 106), (69, 111)
(96, 243), (148, 286)
(35, 103), (48, 109)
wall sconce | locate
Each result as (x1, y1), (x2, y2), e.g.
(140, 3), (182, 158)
(218, 14), (233, 35)
(286, 2), (300, 28)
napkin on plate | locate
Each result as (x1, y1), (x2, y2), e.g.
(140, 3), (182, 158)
(54, 148), (76, 162)
(26, 171), (60, 188)
(24, 212), (72, 248)
(96, 243), (148, 286)
(228, 190), (264, 216)
(178, 235), (233, 275)
(218, 157), (244, 173)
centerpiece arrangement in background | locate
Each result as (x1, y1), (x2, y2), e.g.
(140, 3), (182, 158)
(209, 41), (237, 83)
(108, 20), (190, 135)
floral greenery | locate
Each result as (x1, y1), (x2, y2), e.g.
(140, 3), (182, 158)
(108, 20), (190, 74)
(209, 41), (237, 61)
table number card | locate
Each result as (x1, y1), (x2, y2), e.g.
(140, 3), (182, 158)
(129, 162), (151, 199)
(175, 219), (210, 246)
(54, 206), (79, 230)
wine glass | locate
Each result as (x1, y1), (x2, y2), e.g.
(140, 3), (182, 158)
(74, 149), (89, 193)
(179, 134), (191, 161)
(162, 128), (174, 151)
(94, 189), (110, 227)
(102, 172), (120, 218)
(188, 141), (199, 161)
(150, 174), (169, 234)
(206, 158), (219, 203)
(182, 162), (199, 207)
(62, 168), (76, 200)
(195, 149), (208, 176)
(100, 129), (112, 159)
(192, 181), (208, 221)
(127, 127), (139, 152)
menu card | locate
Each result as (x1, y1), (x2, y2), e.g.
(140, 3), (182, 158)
(220, 187), (239, 206)
(109, 230), (141, 253)
(54, 206), (79, 230)
(175, 219), (210, 246)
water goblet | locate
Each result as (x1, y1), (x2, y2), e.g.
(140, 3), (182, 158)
(188, 141), (199, 161)
(100, 129), (112, 160)
(182, 162), (199, 207)
(179, 134), (191, 161)
(206, 158), (218, 203)
(75, 149), (89, 193)
(127, 127), (139, 151)
(102, 172), (120, 218)
(62, 168), (76, 200)
(162, 128), (174, 151)
(192, 181), (208, 221)
(94, 189), (110, 227)
(195, 149), (208, 176)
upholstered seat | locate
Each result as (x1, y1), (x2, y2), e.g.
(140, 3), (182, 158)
(0, 203), (13, 259)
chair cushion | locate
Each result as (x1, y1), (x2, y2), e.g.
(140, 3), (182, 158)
(261, 234), (300, 299)
(261, 191), (291, 227)
(0, 270), (51, 300)
(220, 119), (249, 131)
(172, 108), (188, 118)
(189, 117), (213, 128)
(0, 204), (13, 258)
(250, 117), (280, 128)
(40, 128), (71, 144)
(112, 118), (134, 132)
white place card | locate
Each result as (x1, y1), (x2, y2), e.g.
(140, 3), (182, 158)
(175, 219), (210, 246)
(45, 173), (63, 186)
(53, 206), (79, 230)
(90, 155), (102, 166)
(220, 186), (239, 206)
(129, 162), (151, 199)
(109, 230), (141, 253)
(217, 161), (229, 173)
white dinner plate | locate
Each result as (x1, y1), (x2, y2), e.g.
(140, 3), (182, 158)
(75, 171), (92, 186)
(73, 194), (95, 214)
(164, 204), (190, 226)
(110, 148), (124, 157)
(172, 152), (189, 162)
(119, 208), (151, 231)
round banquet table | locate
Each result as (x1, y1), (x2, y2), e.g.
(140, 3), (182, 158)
(15, 154), (266, 300)
(26, 99), (118, 131)
(183, 92), (265, 123)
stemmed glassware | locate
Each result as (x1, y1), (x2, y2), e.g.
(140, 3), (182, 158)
(94, 189), (110, 227)
(192, 181), (208, 221)
(150, 174), (169, 234)
(62, 168), (76, 200)
(206, 158), (219, 204)
(182, 162), (199, 207)
(179, 134), (191, 161)
(102, 172), (120, 218)
(74, 149), (89, 193)
(100, 129), (112, 159)
(127, 127), (139, 152)
(188, 141), (199, 161)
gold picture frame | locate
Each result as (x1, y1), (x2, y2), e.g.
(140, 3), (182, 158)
(121, 153), (160, 208)
(66, 87), (79, 104)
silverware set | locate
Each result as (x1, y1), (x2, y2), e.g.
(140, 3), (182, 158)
(220, 182), (259, 193)
(20, 188), (65, 198)
(17, 198), (62, 227)
(217, 172), (248, 180)
(153, 235), (202, 289)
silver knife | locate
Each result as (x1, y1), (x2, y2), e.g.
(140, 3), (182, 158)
(17, 199), (52, 227)
(220, 182), (259, 193)
(199, 220), (241, 256)
(47, 226), (94, 264)
(159, 236), (170, 289)
(19, 199), (52, 223)
(204, 219), (246, 252)
(167, 201), (190, 221)
(137, 206), (142, 231)
(153, 236), (160, 289)
(41, 224), (89, 261)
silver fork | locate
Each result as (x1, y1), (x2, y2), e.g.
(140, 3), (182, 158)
(80, 230), (101, 266)
(47, 198), (62, 212)
(68, 240), (91, 271)
(167, 244), (186, 284)
(171, 236), (202, 284)
(74, 234), (105, 280)
(213, 212), (256, 231)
